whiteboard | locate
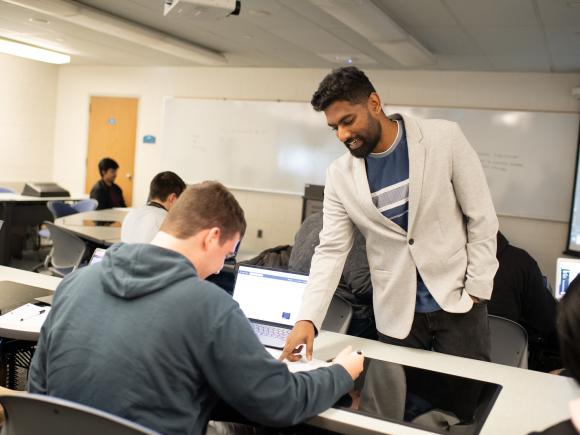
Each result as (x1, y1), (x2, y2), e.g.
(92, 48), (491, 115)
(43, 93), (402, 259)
(387, 106), (579, 222)
(162, 98), (579, 222)
(162, 98), (343, 194)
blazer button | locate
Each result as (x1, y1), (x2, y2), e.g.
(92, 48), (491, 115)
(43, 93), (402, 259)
(409, 238), (415, 245)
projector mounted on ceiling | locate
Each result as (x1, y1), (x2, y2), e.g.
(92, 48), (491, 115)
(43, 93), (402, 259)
(164, 0), (241, 19)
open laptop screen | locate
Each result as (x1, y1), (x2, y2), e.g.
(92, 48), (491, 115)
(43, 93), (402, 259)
(89, 248), (107, 266)
(555, 257), (580, 299)
(233, 265), (307, 326)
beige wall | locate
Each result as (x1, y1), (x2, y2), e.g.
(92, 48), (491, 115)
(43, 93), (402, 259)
(0, 53), (58, 182)
(46, 66), (580, 284)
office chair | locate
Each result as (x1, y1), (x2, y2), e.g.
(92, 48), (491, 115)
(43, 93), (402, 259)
(46, 201), (77, 219)
(0, 392), (159, 435)
(38, 222), (87, 277)
(37, 201), (80, 246)
(321, 295), (353, 334)
(72, 198), (98, 213)
(488, 314), (529, 369)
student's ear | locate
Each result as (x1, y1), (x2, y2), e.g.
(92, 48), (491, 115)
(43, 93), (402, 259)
(203, 227), (222, 250)
(167, 193), (177, 208)
(367, 92), (382, 116)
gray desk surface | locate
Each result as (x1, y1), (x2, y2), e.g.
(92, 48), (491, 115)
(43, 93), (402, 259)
(310, 331), (580, 435)
(0, 267), (60, 341)
(0, 266), (576, 434)
(0, 193), (87, 202)
(54, 208), (130, 245)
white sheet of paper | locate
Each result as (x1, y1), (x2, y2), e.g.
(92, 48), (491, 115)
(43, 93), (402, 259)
(266, 347), (331, 373)
(0, 303), (51, 331)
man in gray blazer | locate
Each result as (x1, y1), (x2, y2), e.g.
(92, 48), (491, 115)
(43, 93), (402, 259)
(280, 67), (498, 363)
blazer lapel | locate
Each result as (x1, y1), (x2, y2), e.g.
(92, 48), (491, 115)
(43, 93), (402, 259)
(399, 114), (425, 235)
(352, 153), (407, 236)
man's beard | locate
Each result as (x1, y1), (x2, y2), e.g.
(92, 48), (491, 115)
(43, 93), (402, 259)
(343, 119), (382, 158)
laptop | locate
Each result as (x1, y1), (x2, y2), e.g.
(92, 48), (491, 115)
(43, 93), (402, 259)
(89, 247), (107, 265)
(233, 265), (308, 349)
(555, 257), (580, 299)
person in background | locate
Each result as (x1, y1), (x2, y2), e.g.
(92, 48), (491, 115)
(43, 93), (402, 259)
(530, 275), (580, 434)
(489, 231), (560, 372)
(90, 157), (126, 210)
(289, 211), (376, 340)
(28, 181), (363, 435)
(121, 171), (186, 244)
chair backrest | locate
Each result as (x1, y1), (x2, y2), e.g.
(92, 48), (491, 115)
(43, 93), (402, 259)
(488, 314), (529, 368)
(47, 201), (77, 219)
(0, 392), (159, 435)
(0, 187), (16, 193)
(73, 198), (99, 213)
(321, 295), (353, 334)
(44, 222), (87, 271)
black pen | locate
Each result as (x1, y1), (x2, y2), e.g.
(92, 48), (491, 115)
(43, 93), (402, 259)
(20, 309), (46, 322)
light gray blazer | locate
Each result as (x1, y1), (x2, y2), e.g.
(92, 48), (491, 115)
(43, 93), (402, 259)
(297, 114), (499, 339)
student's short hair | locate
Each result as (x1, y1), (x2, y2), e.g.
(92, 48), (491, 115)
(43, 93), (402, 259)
(311, 66), (376, 112)
(149, 171), (186, 202)
(98, 158), (119, 176)
(161, 181), (246, 243)
(558, 275), (580, 383)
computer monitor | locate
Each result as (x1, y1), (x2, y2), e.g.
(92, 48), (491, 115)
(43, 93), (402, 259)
(555, 257), (580, 299)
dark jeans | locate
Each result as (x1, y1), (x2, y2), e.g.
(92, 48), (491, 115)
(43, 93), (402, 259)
(378, 303), (491, 362)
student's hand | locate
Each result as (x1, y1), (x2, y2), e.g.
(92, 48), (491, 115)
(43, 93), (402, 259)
(278, 320), (315, 362)
(332, 345), (364, 381)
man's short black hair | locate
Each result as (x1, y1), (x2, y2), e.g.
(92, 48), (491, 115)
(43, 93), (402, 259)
(149, 171), (186, 202)
(311, 66), (376, 112)
(558, 275), (580, 383)
(98, 157), (119, 177)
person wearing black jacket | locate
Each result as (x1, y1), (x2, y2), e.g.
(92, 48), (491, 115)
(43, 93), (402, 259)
(488, 231), (560, 371)
(289, 211), (376, 339)
(90, 157), (126, 209)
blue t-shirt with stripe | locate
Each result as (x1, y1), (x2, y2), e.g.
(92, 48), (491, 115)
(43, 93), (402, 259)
(365, 120), (441, 313)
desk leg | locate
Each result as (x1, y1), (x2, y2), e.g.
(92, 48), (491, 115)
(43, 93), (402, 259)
(0, 203), (14, 266)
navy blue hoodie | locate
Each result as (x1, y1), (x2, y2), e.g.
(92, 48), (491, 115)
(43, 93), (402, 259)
(28, 243), (352, 434)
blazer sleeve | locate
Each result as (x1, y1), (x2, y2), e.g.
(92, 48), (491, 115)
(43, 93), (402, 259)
(297, 168), (355, 330)
(450, 123), (499, 300)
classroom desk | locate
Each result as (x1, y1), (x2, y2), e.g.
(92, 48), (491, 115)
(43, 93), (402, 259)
(0, 266), (59, 341)
(53, 208), (130, 246)
(310, 332), (580, 435)
(0, 266), (577, 434)
(0, 194), (85, 265)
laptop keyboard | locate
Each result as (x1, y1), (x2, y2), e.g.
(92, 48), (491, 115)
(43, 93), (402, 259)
(251, 323), (290, 349)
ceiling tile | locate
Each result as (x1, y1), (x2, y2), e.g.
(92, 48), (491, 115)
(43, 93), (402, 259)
(445, 0), (539, 27)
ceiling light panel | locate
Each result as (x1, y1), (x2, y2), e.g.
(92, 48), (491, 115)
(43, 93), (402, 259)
(0, 37), (69, 63)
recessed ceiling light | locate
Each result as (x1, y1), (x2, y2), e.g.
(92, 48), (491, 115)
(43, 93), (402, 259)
(28, 17), (50, 24)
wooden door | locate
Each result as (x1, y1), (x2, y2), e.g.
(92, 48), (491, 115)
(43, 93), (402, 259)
(85, 96), (138, 206)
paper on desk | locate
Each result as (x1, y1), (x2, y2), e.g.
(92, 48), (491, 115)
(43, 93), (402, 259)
(266, 348), (331, 373)
(0, 303), (51, 330)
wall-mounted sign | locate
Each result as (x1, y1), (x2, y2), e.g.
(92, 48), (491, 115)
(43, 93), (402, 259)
(143, 134), (156, 144)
